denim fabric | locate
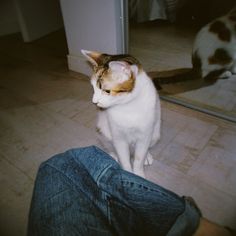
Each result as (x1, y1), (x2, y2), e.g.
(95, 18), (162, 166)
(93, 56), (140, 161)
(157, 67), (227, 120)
(28, 146), (200, 236)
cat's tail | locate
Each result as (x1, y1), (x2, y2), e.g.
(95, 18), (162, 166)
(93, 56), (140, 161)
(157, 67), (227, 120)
(147, 68), (199, 90)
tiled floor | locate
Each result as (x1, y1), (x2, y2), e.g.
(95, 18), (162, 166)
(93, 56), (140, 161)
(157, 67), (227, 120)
(0, 30), (236, 235)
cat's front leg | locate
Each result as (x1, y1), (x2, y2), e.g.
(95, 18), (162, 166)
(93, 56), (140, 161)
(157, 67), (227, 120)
(144, 152), (153, 165)
(113, 139), (132, 173)
(133, 139), (151, 178)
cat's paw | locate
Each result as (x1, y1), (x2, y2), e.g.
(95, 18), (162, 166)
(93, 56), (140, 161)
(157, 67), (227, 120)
(144, 152), (153, 166)
(220, 71), (232, 79)
(109, 152), (118, 162)
(134, 169), (146, 178)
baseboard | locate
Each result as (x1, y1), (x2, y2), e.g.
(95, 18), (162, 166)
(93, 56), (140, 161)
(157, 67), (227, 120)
(67, 54), (92, 76)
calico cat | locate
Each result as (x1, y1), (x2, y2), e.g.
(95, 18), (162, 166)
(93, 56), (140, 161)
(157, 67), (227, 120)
(192, 7), (236, 80)
(81, 50), (161, 177)
(153, 7), (236, 87)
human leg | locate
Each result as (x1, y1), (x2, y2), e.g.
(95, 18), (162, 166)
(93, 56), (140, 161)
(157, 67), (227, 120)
(194, 218), (235, 236)
(28, 146), (233, 236)
(27, 146), (119, 236)
(28, 146), (200, 235)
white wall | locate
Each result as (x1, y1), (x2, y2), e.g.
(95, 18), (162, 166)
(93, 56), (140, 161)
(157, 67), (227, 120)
(14, 0), (63, 42)
(60, 0), (126, 75)
(0, 0), (20, 37)
(0, 0), (63, 42)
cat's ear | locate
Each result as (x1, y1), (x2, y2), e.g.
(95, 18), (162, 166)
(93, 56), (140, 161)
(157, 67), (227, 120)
(81, 49), (102, 67)
(109, 61), (139, 77)
(130, 65), (139, 77)
(108, 61), (131, 75)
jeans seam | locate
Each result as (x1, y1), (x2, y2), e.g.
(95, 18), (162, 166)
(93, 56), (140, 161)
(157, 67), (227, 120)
(69, 147), (118, 186)
(42, 161), (114, 217)
(96, 164), (114, 186)
(120, 179), (179, 203)
(41, 162), (115, 230)
(42, 163), (96, 202)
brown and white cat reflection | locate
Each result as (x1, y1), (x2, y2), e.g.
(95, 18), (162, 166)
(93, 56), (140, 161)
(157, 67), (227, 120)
(149, 7), (236, 94)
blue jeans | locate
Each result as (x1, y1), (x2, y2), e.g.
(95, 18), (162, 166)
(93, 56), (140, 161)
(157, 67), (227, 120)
(28, 146), (201, 236)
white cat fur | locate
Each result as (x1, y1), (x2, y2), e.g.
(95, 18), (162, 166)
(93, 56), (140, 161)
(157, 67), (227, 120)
(82, 50), (161, 177)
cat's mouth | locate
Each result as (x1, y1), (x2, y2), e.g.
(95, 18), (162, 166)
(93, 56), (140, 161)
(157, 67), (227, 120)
(98, 107), (106, 111)
(92, 101), (104, 108)
(96, 103), (107, 110)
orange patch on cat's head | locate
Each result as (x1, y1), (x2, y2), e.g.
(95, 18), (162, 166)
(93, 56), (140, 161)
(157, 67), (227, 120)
(110, 74), (135, 95)
(100, 61), (136, 95)
(81, 50), (141, 95)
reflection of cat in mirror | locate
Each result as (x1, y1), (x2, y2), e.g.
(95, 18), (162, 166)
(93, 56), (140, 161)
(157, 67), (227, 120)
(153, 7), (236, 86)
(81, 50), (161, 178)
(193, 7), (236, 79)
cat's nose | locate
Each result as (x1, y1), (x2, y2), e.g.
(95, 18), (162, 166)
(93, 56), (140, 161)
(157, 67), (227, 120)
(92, 96), (103, 107)
(92, 99), (100, 106)
(92, 100), (100, 106)
(93, 102), (99, 106)
(92, 97), (98, 104)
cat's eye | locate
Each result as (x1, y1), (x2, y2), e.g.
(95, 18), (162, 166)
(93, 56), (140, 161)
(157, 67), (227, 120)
(104, 90), (111, 95)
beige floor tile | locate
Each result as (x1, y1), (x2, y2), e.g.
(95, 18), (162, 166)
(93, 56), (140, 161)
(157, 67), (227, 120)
(210, 126), (236, 154)
(190, 180), (236, 227)
(189, 146), (236, 195)
(174, 119), (217, 150)
(147, 160), (236, 228)
(156, 141), (200, 173)
(146, 160), (194, 194)
(0, 155), (33, 236)
(0, 104), (98, 179)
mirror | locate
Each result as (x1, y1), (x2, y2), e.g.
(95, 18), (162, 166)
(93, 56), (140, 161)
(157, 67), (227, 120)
(128, 0), (236, 122)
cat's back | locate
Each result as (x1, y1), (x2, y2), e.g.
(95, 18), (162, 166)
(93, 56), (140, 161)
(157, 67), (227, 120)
(193, 9), (236, 54)
(192, 8), (236, 77)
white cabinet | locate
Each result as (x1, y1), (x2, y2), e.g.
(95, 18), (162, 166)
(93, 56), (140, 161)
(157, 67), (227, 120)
(60, 0), (127, 75)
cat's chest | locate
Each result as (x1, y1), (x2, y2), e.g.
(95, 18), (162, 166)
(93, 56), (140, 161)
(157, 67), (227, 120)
(110, 115), (145, 143)
(108, 108), (154, 131)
